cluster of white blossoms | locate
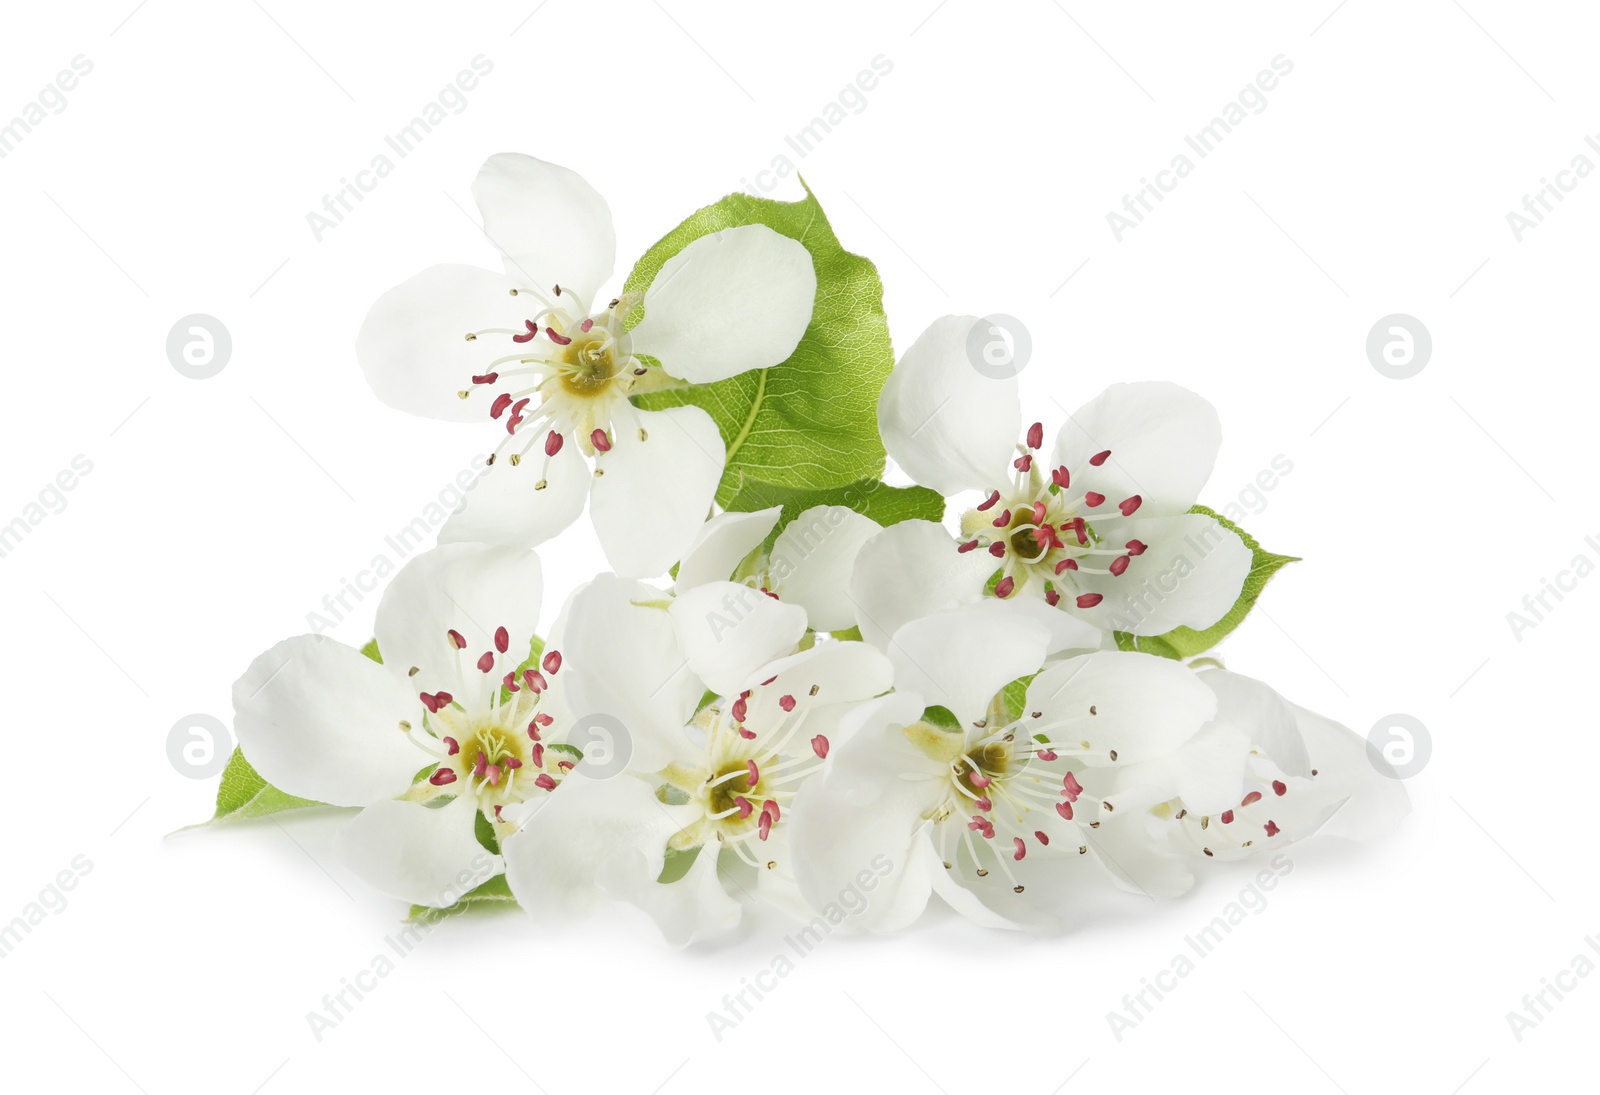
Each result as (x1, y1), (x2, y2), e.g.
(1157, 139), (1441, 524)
(220, 154), (1408, 944)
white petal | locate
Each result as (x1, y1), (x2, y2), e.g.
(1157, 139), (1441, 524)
(674, 507), (782, 592)
(471, 153), (615, 307)
(740, 640), (894, 729)
(927, 835), (1025, 929)
(1066, 513), (1253, 636)
(334, 795), (501, 907)
(437, 437), (590, 548)
(769, 506), (884, 632)
(591, 404), (725, 580)
(1199, 667), (1311, 778)
(1051, 382), (1222, 516)
(879, 316), (1019, 495)
(942, 815), (1184, 925)
(1288, 700), (1411, 841)
(732, 825), (812, 923)
(1025, 652), (1217, 767)
(667, 581), (807, 697)
(373, 542), (542, 698)
(789, 692), (945, 933)
(555, 575), (703, 771)
(850, 520), (991, 650)
(598, 841), (742, 947)
(886, 602), (1050, 727)
(1102, 722), (1252, 816)
(935, 806), (1149, 930)
(356, 264), (524, 422)
(232, 635), (421, 807)
(997, 594), (1107, 655)
(502, 772), (696, 923)
(630, 225), (816, 384)
(1086, 812), (1196, 899)
(1164, 723), (1253, 814)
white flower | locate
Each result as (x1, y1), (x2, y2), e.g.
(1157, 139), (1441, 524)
(231, 543), (573, 907)
(1096, 666), (1411, 869)
(356, 153), (818, 579)
(856, 315), (1253, 650)
(674, 503), (886, 633)
(788, 605), (1242, 931)
(501, 575), (892, 946)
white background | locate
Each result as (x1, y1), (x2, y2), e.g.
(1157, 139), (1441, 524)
(1, 1), (1591, 1091)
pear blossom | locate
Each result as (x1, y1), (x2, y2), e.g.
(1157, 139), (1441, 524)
(674, 503), (887, 633)
(1093, 666), (1410, 869)
(788, 605), (1251, 930)
(502, 575), (892, 945)
(232, 543), (574, 907)
(856, 315), (1253, 650)
(356, 153), (818, 578)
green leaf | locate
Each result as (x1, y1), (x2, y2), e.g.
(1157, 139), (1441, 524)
(725, 477), (945, 551)
(407, 873), (519, 921)
(360, 638), (382, 663)
(1113, 505), (1298, 660)
(625, 183), (894, 506)
(210, 747), (324, 823)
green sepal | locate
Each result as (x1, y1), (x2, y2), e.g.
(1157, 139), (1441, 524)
(658, 845), (702, 884)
